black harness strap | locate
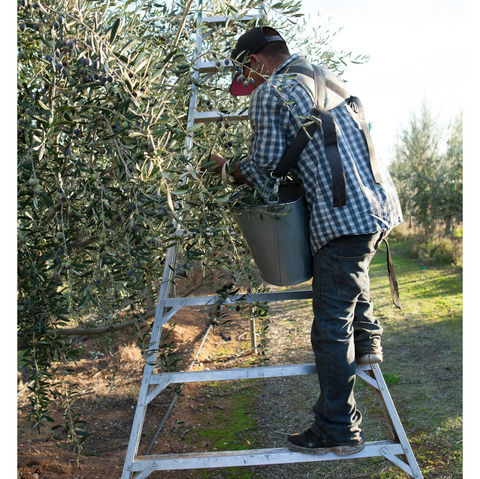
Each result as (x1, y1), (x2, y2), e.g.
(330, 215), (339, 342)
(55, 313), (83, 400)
(272, 111), (346, 207)
(319, 80), (382, 184)
(271, 65), (321, 179)
(272, 121), (315, 178)
(315, 107), (347, 207)
(384, 238), (402, 309)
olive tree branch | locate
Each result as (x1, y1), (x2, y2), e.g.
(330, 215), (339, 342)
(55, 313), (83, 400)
(47, 272), (214, 336)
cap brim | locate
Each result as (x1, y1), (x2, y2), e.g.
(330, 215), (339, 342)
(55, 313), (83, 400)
(229, 72), (255, 96)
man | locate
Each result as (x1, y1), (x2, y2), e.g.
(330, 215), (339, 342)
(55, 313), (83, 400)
(207, 26), (403, 456)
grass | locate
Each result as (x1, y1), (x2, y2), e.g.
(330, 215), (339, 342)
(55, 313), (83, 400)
(168, 380), (260, 479)
(195, 383), (258, 479)
(355, 239), (463, 478)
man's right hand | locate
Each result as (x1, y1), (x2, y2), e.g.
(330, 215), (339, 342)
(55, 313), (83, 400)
(201, 153), (252, 185)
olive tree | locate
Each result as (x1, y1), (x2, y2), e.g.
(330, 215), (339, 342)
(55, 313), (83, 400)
(17, 0), (360, 454)
(434, 114), (463, 234)
(389, 103), (463, 234)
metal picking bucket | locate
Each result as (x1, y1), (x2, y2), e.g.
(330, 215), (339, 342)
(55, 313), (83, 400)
(233, 183), (313, 286)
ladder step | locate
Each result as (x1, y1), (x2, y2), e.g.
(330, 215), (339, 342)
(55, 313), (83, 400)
(151, 363), (317, 385)
(196, 60), (233, 73)
(163, 290), (314, 307)
(193, 110), (249, 124)
(151, 362), (372, 386)
(201, 15), (260, 27)
(133, 441), (405, 471)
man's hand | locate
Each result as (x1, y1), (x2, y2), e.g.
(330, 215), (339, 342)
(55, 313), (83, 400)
(202, 153), (252, 185)
(201, 153), (227, 176)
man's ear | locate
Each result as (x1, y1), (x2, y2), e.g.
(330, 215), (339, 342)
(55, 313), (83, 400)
(248, 54), (263, 72)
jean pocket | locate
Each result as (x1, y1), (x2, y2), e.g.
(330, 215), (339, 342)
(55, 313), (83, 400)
(332, 252), (375, 301)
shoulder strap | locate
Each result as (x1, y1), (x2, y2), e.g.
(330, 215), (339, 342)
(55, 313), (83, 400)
(310, 65), (347, 207)
(349, 95), (383, 184)
(271, 61), (323, 179)
(282, 63), (350, 109)
(272, 61), (383, 207)
(273, 64), (347, 207)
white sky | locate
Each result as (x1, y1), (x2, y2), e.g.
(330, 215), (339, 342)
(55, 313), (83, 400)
(297, 0), (463, 162)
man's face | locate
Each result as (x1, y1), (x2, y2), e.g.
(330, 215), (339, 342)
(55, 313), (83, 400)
(243, 54), (268, 90)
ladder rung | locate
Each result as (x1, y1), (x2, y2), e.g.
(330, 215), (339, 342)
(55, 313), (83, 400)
(163, 290), (314, 307)
(133, 441), (405, 471)
(201, 15), (260, 27)
(196, 61), (235, 73)
(151, 363), (318, 385)
(150, 362), (373, 387)
(196, 61), (224, 73)
(193, 110), (249, 123)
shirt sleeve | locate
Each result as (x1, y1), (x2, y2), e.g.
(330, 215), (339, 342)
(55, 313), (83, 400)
(239, 83), (290, 193)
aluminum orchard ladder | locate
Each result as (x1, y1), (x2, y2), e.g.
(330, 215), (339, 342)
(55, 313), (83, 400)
(121, 242), (423, 478)
(121, 10), (423, 479)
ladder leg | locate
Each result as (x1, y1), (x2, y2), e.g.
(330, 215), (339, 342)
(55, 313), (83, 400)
(121, 393), (149, 479)
(367, 367), (398, 441)
(249, 314), (257, 354)
(131, 464), (156, 479)
(370, 364), (423, 479)
(122, 238), (180, 478)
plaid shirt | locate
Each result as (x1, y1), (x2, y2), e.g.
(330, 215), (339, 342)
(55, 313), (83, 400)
(239, 53), (403, 254)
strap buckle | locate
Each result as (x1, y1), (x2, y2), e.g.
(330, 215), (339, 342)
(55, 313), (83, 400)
(310, 107), (322, 125)
(349, 99), (359, 114)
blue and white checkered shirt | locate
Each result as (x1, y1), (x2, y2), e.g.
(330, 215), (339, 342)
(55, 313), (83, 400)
(239, 53), (403, 254)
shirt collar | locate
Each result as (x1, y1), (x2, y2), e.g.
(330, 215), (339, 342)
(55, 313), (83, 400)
(274, 52), (305, 76)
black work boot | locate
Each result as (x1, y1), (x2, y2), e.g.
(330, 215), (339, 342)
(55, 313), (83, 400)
(286, 428), (365, 456)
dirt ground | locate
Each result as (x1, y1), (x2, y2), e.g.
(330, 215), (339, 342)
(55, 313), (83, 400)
(17, 271), (288, 479)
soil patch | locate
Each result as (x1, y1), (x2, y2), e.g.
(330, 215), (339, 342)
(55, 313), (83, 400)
(17, 273), (265, 479)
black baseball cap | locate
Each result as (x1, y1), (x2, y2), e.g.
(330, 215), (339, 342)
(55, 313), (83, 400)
(229, 26), (285, 96)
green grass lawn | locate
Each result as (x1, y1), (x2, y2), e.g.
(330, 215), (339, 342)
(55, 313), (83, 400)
(363, 240), (462, 478)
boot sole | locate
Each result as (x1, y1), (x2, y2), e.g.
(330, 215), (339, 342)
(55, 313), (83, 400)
(356, 355), (383, 365)
(286, 440), (366, 456)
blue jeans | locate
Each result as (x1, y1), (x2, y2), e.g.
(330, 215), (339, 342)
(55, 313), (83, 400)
(310, 231), (385, 445)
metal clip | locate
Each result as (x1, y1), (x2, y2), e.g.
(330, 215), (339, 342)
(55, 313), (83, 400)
(266, 174), (281, 205)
